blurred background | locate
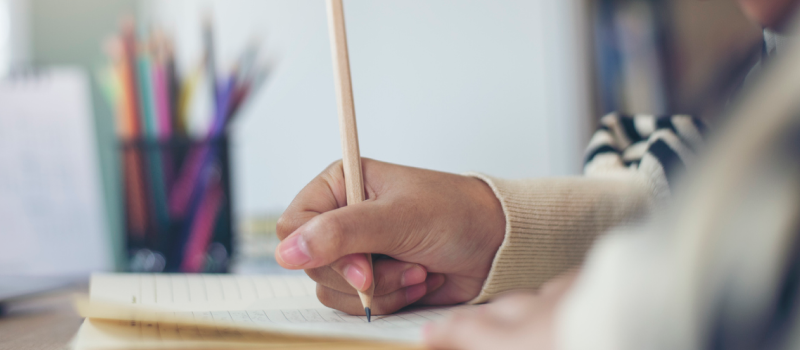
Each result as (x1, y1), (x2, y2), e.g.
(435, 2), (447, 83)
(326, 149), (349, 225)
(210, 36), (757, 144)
(0, 0), (761, 280)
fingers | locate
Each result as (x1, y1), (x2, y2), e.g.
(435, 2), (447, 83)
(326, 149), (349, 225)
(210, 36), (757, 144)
(276, 158), (386, 241)
(316, 283), (424, 316)
(275, 200), (402, 269)
(308, 257), (428, 295)
(316, 274), (446, 316)
(373, 259), (428, 295)
(330, 254), (373, 292)
(276, 161), (347, 241)
(329, 257), (429, 296)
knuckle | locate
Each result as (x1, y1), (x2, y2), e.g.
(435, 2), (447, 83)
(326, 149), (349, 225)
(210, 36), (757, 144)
(326, 159), (344, 171)
(321, 160), (344, 187)
(321, 160), (344, 183)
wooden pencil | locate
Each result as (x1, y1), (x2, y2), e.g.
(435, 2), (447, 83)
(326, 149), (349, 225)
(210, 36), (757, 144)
(325, 0), (374, 322)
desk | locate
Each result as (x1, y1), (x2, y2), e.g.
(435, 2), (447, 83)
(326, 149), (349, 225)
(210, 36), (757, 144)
(0, 285), (86, 350)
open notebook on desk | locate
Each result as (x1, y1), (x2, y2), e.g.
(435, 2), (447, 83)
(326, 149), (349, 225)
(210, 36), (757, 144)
(72, 274), (469, 349)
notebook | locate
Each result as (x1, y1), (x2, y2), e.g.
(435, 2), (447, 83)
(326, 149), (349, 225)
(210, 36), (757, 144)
(72, 273), (470, 349)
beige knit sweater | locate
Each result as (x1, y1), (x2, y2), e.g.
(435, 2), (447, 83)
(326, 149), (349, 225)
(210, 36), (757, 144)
(467, 113), (707, 303)
(467, 174), (652, 303)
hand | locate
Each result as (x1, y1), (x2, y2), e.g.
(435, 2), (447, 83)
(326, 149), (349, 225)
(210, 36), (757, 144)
(275, 158), (505, 315)
(424, 270), (579, 350)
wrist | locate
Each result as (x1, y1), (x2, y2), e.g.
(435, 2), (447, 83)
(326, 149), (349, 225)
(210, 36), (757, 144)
(468, 175), (506, 247)
(461, 173), (507, 281)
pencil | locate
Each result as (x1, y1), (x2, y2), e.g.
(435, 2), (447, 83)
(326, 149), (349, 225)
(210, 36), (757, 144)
(152, 33), (173, 139)
(325, 0), (374, 322)
(177, 62), (204, 136)
(180, 175), (224, 273)
(100, 39), (147, 238)
(138, 45), (171, 233)
(203, 16), (218, 117)
(118, 21), (150, 239)
(120, 18), (142, 137)
(162, 36), (182, 136)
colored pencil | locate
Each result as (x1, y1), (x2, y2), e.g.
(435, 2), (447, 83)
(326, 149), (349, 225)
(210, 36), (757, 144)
(119, 21), (151, 239)
(180, 177), (224, 272)
(105, 15), (268, 272)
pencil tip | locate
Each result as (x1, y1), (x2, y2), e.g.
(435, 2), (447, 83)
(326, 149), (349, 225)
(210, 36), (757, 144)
(365, 307), (371, 323)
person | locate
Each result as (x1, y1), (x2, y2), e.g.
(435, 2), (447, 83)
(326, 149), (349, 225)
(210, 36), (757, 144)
(274, 0), (800, 348)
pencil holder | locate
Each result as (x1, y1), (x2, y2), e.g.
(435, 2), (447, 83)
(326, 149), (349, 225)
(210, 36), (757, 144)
(119, 135), (234, 273)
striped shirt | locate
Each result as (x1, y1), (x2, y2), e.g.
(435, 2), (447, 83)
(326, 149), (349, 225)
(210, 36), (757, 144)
(583, 113), (707, 202)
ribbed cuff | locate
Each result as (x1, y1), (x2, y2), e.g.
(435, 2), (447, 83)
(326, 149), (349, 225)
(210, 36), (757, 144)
(464, 173), (652, 304)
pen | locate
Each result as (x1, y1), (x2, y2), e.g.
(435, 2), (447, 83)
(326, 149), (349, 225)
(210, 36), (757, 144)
(325, 0), (374, 322)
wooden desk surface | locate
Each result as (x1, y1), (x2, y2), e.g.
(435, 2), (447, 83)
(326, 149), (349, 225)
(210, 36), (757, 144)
(0, 285), (86, 350)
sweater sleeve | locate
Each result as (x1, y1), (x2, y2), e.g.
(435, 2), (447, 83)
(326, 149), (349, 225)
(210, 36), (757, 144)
(466, 173), (652, 304)
(467, 113), (707, 303)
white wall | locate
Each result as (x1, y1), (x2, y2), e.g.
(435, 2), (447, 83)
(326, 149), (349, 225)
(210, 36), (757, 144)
(142, 0), (591, 216)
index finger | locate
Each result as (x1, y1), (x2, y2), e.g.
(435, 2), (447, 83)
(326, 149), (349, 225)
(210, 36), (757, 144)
(276, 161), (348, 240)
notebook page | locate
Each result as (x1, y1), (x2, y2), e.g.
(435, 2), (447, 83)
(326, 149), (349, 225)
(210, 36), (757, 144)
(73, 318), (420, 349)
(90, 273), (322, 311)
(76, 295), (470, 344)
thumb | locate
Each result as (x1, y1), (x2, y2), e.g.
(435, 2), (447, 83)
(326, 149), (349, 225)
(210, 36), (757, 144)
(275, 200), (400, 270)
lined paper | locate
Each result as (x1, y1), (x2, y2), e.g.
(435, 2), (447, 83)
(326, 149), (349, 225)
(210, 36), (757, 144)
(90, 273), (320, 311)
(77, 301), (466, 345)
(77, 273), (471, 347)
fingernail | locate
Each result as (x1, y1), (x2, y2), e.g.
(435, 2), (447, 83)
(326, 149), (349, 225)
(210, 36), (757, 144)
(343, 265), (367, 291)
(406, 283), (427, 303)
(277, 235), (311, 266)
(401, 265), (426, 287)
